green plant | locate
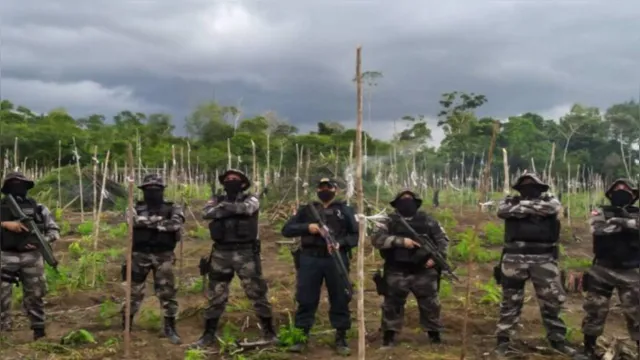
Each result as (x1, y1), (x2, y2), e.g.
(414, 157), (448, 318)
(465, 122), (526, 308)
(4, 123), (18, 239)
(108, 222), (128, 239)
(188, 225), (209, 240)
(61, 329), (97, 346)
(77, 221), (94, 236)
(477, 278), (502, 305)
(482, 222), (504, 246)
(98, 300), (119, 327)
(184, 349), (207, 360)
(138, 308), (162, 330)
(277, 313), (307, 347)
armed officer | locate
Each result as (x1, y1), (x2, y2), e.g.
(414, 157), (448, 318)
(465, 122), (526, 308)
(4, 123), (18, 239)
(581, 179), (640, 359)
(371, 190), (449, 348)
(193, 169), (276, 348)
(122, 174), (184, 344)
(494, 172), (583, 358)
(0, 171), (60, 340)
(281, 178), (359, 356)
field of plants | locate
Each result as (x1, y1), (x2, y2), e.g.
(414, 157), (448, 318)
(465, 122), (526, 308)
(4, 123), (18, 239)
(2, 81), (640, 359)
(0, 174), (635, 360)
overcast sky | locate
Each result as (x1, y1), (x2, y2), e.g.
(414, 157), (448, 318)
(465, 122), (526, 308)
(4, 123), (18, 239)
(2, 1), (640, 144)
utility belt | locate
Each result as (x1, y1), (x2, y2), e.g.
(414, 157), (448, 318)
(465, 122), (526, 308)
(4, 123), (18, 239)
(503, 243), (558, 256)
(383, 263), (429, 274)
(213, 242), (257, 251)
(300, 246), (349, 258)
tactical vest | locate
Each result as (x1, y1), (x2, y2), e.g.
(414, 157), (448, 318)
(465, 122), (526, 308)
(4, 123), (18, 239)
(208, 194), (259, 246)
(300, 203), (347, 249)
(0, 197), (46, 252)
(593, 206), (640, 268)
(132, 202), (180, 253)
(504, 215), (560, 245)
(380, 212), (432, 268)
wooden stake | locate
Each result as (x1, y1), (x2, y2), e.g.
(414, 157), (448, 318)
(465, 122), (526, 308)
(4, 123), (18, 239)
(124, 144), (135, 358)
(57, 140), (62, 209)
(478, 121), (499, 210)
(91, 150), (110, 287)
(354, 45), (366, 360)
(72, 137), (84, 222)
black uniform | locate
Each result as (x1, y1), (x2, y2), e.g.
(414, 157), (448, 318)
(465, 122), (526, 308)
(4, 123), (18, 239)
(281, 180), (358, 355)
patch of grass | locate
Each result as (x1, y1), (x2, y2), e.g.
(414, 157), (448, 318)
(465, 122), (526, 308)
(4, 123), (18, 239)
(138, 308), (162, 330)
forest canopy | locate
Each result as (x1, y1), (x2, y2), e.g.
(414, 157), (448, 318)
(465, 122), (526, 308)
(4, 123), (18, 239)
(1, 91), (639, 180)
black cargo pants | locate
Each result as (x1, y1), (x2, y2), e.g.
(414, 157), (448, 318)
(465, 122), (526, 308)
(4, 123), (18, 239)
(294, 248), (351, 331)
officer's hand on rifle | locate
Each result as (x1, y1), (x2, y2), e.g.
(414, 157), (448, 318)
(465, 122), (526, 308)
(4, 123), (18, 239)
(308, 223), (321, 234)
(403, 238), (421, 249)
(327, 242), (339, 254)
(1, 221), (28, 233)
(425, 259), (435, 268)
(25, 244), (37, 250)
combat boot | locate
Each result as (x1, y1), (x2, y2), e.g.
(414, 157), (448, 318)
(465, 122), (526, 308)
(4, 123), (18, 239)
(582, 335), (597, 360)
(258, 316), (277, 342)
(191, 318), (219, 349)
(121, 313), (134, 332)
(493, 336), (514, 358)
(287, 328), (309, 353)
(428, 331), (442, 344)
(33, 327), (45, 341)
(335, 329), (351, 356)
(380, 330), (396, 349)
(549, 340), (588, 360)
(163, 317), (181, 345)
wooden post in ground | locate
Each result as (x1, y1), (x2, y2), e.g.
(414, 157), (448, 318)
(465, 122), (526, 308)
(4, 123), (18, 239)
(478, 121), (499, 211)
(354, 45), (366, 360)
(123, 144), (135, 358)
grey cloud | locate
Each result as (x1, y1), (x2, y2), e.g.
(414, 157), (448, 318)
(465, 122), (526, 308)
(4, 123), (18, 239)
(1, 1), (640, 140)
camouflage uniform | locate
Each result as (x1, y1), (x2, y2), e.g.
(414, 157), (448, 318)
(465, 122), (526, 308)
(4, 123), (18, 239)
(0, 172), (60, 340)
(581, 179), (640, 358)
(494, 172), (581, 358)
(193, 169), (275, 349)
(371, 190), (449, 347)
(122, 174), (184, 344)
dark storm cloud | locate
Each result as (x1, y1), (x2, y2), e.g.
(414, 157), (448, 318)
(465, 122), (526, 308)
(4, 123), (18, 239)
(1, 1), (639, 141)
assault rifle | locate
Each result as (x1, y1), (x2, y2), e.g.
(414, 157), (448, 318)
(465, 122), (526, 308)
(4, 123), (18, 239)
(307, 204), (353, 299)
(395, 213), (459, 281)
(5, 194), (58, 271)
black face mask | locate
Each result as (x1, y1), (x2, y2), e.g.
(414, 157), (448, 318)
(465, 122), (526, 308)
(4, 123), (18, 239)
(395, 198), (418, 217)
(4, 183), (28, 198)
(143, 188), (164, 207)
(519, 186), (542, 199)
(223, 180), (244, 196)
(317, 190), (335, 203)
(610, 190), (633, 207)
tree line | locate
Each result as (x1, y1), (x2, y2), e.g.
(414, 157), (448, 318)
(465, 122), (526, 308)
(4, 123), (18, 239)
(1, 92), (639, 181)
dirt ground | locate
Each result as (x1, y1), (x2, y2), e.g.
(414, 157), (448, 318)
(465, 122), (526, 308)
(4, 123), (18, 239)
(0, 206), (633, 360)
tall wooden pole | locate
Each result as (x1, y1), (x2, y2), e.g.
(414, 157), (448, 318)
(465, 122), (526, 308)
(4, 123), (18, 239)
(123, 144), (135, 358)
(478, 121), (499, 210)
(354, 46), (366, 360)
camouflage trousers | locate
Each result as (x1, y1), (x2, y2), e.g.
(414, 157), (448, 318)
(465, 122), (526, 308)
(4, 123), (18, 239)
(204, 248), (272, 320)
(121, 251), (178, 318)
(496, 257), (567, 342)
(0, 250), (47, 330)
(381, 267), (442, 332)
(582, 264), (640, 340)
